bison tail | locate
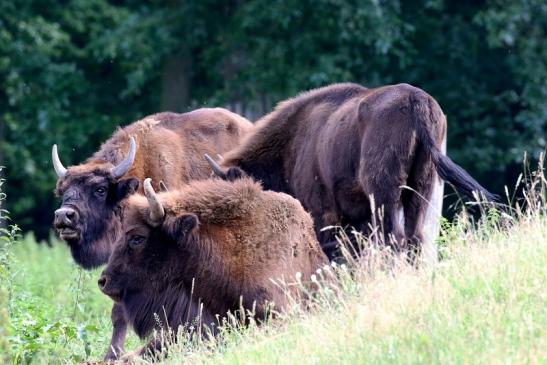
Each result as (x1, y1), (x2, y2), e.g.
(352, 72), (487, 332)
(434, 154), (498, 202)
(410, 89), (497, 202)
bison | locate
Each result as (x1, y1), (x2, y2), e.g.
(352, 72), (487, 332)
(205, 83), (496, 259)
(97, 177), (328, 360)
(52, 108), (252, 359)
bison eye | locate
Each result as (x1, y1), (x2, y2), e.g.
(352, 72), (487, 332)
(95, 186), (107, 196)
(129, 235), (145, 248)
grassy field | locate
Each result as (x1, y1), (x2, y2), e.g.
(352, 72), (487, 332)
(1, 166), (546, 364)
(4, 234), (144, 364)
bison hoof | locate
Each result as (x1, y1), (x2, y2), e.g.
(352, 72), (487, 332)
(103, 347), (124, 362)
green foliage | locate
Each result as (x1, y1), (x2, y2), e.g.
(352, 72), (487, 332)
(4, 235), (141, 364)
(1, 0), (546, 237)
(0, 169), (17, 364)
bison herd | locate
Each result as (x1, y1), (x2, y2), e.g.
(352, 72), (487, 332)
(51, 83), (494, 361)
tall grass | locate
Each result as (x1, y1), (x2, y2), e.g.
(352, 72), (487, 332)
(0, 155), (545, 364)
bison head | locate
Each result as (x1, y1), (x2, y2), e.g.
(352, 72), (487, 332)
(99, 178), (200, 337)
(52, 137), (139, 269)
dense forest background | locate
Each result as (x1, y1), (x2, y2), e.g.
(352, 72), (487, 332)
(0, 0), (545, 240)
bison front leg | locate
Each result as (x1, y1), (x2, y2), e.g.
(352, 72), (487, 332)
(104, 303), (128, 360)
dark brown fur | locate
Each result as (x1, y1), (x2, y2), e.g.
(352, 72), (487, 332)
(99, 178), (327, 359)
(214, 83), (495, 258)
(53, 108), (252, 360)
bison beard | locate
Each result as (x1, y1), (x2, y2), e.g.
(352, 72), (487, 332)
(207, 83), (496, 259)
(123, 286), (216, 340)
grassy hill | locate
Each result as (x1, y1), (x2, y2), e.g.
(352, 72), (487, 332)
(1, 164), (545, 364)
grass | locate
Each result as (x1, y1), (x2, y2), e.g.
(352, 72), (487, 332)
(1, 158), (546, 364)
(4, 235), (143, 364)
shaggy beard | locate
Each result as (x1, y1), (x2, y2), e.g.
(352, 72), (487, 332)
(122, 285), (217, 339)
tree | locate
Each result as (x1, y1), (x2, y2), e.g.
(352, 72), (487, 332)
(1, 0), (545, 238)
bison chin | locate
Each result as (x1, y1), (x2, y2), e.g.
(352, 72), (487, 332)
(58, 227), (80, 241)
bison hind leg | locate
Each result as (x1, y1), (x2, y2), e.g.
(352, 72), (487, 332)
(360, 166), (407, 253)
(402, 145), (436, 261)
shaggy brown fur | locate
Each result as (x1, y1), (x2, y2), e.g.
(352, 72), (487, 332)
(98, 178), (327, 359)
(52, 108), (252, 360)
(211, 83), (495, 259)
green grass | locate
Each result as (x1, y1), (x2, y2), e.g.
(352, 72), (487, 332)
(5, 235), (142, 364)
(4, 212), (544, 364)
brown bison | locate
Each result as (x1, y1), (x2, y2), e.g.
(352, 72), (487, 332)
(206, 83), (496, 259)
(53, 108), (252, 268)
(98, 178), (328, 359)
(52, 108), (252, 359)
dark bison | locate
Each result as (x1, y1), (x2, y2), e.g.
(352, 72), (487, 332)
(52, 108), (252, 359)
(98, 177), (328, 360)
(206, 83), (496, 259)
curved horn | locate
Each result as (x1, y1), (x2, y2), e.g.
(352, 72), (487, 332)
(204, 154), (225, 177)
(111, 136), (137, 178)
(52, 144), (67, 178)
(144, 178), (165, 224)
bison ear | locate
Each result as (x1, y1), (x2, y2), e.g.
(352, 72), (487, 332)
(164, 213), (199, 243)
(205, 154), (246, 181)
(114, 178), (139, 202)
(225, 167), (246, 181)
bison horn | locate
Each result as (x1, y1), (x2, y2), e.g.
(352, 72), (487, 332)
(204, 154), (225, 177)
(52, 144), (67, 178)
(144, 178), (165, 225)
(111, 136), (137, 179)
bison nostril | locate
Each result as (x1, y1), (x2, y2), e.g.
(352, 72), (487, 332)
(98, 275), (108, 289)
(55, 207), (78, 225)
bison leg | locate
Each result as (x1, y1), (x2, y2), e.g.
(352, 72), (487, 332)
(360, 165), (406, 250)
(376, 202), (406, 251)
(104, 303), (128, 360)
(402, 144), (436, 261)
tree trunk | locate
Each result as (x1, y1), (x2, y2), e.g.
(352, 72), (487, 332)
(160, 49), (191, 112)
